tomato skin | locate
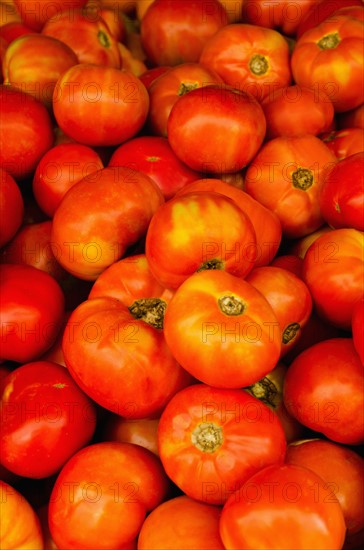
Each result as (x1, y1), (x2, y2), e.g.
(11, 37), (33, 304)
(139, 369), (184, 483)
(0, 264), (65, 363)
(53, 64), (150, 147)
(0, 21), (36, 43)
(283, 338), (364, 446)
(138, 65), (171, 89)
(219, 463), (346, 550)
(320, 128), (364, 160)
(0, 480), (43, 550)
(48, 441), (171, 549)
(13, 0), (88, 31)
(0, 360), (98, 478)
(102, 415), (160, 456)
(286, 439), (364, 534)
(167, 84), (266, 173)
(163, 270), (281, 388)
(352, 297), (364, 364)
(158, 384), (286, 505)
(302, 228), (364, 330)
(319, 151), (364, 231)
(337, 102), (364, 130)
(0, 168), (24, 248)
(242, 0), (317, 37)
(296, 0), (364, 38)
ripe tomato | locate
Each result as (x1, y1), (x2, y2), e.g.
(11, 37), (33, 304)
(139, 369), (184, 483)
(319, 151), (364, 231)
(52, 64), (150, 147)
(270, 254), (303, 278)
(163, 270), (281, 388)
(199, 23), (292, 102)
(320, 127), (364, 160)
(286, 439), (364, 534)
(138, 495), (225, 550)
(0, 264), (65, 363)
(140, 0), (228, 66)
(242, 0), (317, 37)
(219, 464), (346, 550)
(138, 65), (171, 89)
(0, 168), (24, 248)
(48, 441), (170, 549)
(291, 11), (364, 112)
(158, 384), (286, 505)
(13, 0), (88, 31)
(302, 228), (364, 330)
(337, 102), (364, 130)
(167, 84), (266, 173)
(51, 166), (164, 280)
(244, 134), (337, 238)
(296, 0), (364, 38)
(0, 360), (98, 478)
(102, 415), (160, 456)
(0, 480), (43, 549)
(283, 338), (364, 446)
(352, 297), (364, 364)
(0, 21), (36, 43)
(261, 84), (335, 139)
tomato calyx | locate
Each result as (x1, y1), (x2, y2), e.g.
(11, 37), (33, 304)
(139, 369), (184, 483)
(191, 422), (223, 453)
(197, 258), (224, 272)
(218, 295), (246, 316)
(317, 32), (340, 50)
(128, 298), (167, 329)
(98, 30), (111, 48)
(178, 82), (199, 96)
(249, 54), (269, 76)
(292, 167), (314, 190)
(282, 322), (300, 344)
(246, 377), (279, 409)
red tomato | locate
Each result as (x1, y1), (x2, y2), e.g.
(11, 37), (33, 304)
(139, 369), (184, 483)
(319, 151), (364, 230)
(337, 102), (364, 130)
(32, 143), (104, 217)
(199, 23), (292, 103)
(109, 136), (201, 200)
(283, 338), (364, 446)
(320, 127), (364, 160)
(42, 9), (121, 68)
(244, 134), (337, 238)
(13, 0), (88, 31)
(288, 225), (333, 260)
(0, 264), (65, 363)
(0, 85), (54, 180)
(261, 85), (335, 139)
(2, 34), (79, 108)
(296, 0), (364, 38)
(145, 191), (257, 289)
(158, 384), (286, 505)
(140, 0), (228, 66)
(62, 296), (193, 418)
(102, 415), (160, 456)
(0, 360), (97, 478)
(138, 65), (171, 89)
(270, 254), (303, 278)
(302, 228), (364, 330)
(0, 168), (24, 247)
(220, 463), (346, 550)
(163, 270), (281, 388)
(138, 495), (225, 550)
(51, 166), (164, 280)
(167, 84), (266, 173)
(352, 297), (364, 364)
(0, 480), (43, 549)
(52, 64), (150, 147)
(291, 11), (364, 112)
(146, 62), (223, 137)
(48, 441), (170, 549)
(0, 21), (36, 43)
(286, 439), (364, 534)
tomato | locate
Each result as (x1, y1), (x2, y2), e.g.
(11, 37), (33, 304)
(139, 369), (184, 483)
(13, 0), (88, 31)
(302, 228), (364, 330)
(145, 191), (257, 289)
(0, 480), (43, 549)
(51, 166), (164, 280)
(158, 384), (286, 505)
(0, 21), (36, 43)
(0, 168), (24, 248)
(286, 439), (364, 534)
(62, 296), (193, 418)
(337, 102), (364, 130)
(52, 64), (150, 147)
(246, 266), (313, 358)
(352, 297), (364, 364)
(2, 34), (79, 108)
(320, 127), (364, 160)
(138, 65), (171, 89)
(0, 85), (54, 181)
(219, 463), (346, 550)
(0, 360), (97, 478)
(167, 84), (266, 173)
(199, 23), (292, 103)
(291, 11), (364, 112)
(288, 225), (333, 260)
(283, 338), (364, 446)
(108, 135), (201, 200)
(138, 495), (225, 550)
(319, 151), (364, 231)
(270, 254), (303, 278)
(42, 9), (121, 68)
(83, 3), (126, 42)
(48, 441), (170, 549)
(163, 270), (281, 388)
(32, 143), (104, 218)
(102, 415), (160, 456)
(244, 134), (337, 238)
(296, 0), (364, 38)
(146, 62), (223, 137)
(261, 85), (335, 139)
(0, 264), (65, 363)
(140, 0), (228, 66)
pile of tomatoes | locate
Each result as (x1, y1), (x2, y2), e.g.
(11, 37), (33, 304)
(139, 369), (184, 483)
(0, 0), (364, 548)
